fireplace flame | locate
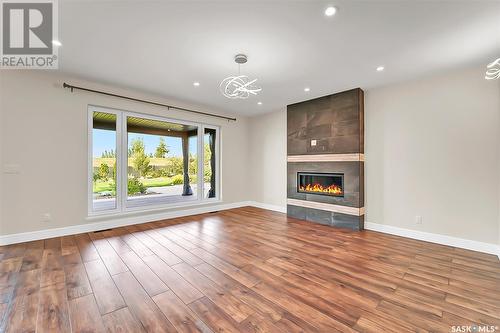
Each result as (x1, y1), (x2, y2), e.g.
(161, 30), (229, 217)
(300, 183), (343, 195)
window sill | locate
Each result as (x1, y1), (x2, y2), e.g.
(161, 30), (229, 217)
(86, 198), (222, 221)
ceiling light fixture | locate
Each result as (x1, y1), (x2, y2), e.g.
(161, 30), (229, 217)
(485, 58), (500, 80)
(257, 102), (262, 105)
(193, 82), (200, 87)
(220, 54), (262, 99)
(325, 6), (337, 16)
(52, 40), (62, 46)
(304, 87), (311, 92)
(376, 66), (385, 72)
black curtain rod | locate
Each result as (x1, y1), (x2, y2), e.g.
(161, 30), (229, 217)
(62, 82), (237, 122)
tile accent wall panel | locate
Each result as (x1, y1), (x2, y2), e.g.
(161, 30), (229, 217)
(287, 89), (362, 155)
(287, 88), (365, 230)
(358, 89), (365, 153)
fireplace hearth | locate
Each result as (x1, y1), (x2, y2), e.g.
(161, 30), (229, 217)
(297, 172), (344, 197)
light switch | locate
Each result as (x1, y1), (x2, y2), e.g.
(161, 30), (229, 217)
(3, 164), (20, 174)
(311, 139), (317, 147)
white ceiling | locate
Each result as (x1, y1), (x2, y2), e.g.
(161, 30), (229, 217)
(59, 0), (500, 116)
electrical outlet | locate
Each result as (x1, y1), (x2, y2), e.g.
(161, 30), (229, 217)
(415, 215), (423, 225)
(41, 213), (52, 223)
(3, 164), (20, 174)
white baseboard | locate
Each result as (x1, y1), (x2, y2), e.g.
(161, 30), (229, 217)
(247, 201), (287, 213)
(0, 201), (253, 246)
(365, 222), (500, 259)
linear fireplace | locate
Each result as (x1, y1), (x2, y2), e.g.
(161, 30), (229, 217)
(297, 172), (344, 197)
(288, 88), (364, 230)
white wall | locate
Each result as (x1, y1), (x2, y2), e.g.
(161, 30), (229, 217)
(248, 110), (287, 208)
(365, 66), (500, 245)
(0, 71), (249, 236)
(249, 66), (500, 245)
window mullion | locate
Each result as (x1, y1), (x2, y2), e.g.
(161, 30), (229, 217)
(87, 108), (94, 215)
(120, 113), (128, 211)
(198, 125), (204, 201)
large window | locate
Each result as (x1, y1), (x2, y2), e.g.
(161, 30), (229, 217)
(89, 106), (220, 215)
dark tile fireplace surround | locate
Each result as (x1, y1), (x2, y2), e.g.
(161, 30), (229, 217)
(287, 88), (365, 230)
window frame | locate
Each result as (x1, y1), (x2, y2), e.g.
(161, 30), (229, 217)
(201, 124), (221, 205)
(87, 105), (221, 217)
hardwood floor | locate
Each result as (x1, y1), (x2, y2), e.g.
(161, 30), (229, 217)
(1, 206), (499, 332)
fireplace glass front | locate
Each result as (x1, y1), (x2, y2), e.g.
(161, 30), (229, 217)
(297, 172), (344, 197)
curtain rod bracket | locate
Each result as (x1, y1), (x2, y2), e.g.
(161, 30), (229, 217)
(62, 82), (236, 122)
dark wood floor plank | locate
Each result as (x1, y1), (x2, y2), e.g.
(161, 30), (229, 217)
(194, 262), (285, 323)
(1, 243), (26, 261)
(36, 282), (71, 333)
(102, 307), (146, 333)
(61, 236), (83, 266)
(119, 251), (169, 297)
(112, 271), (177, 333)
(44, 237), (61, 250)
(252, 280), (356, 332)
(1, 206), (499, 333)
(142, 255), (203, 304)
(84, 259), (126, 315)
(144, 229), (204, 266)
(89, 233), (129, 275)
(102, 229), (133, 255)
(69, 294), (106, 333)
(0, 271), (18, 304)
(64, 263), (92, 299)
(0, 269), (40, 333)
(132, 231), (183, 266)
(20, 240), (44, 271)
(39, 248), (64, 288)
(74, 233), (100, 262)
(153, 290), (213, 333)
(188, 297), (241, 333)
(0, 258), (22, 274)
(376, 299), (450, 332)
(120, 231), (154, 258)
(445, 293), (500, 319)
(157, 229), (198, 251)
(238, 312), (288, 333)
(172, 262), (254, 323)
(190, 248), (259, 288)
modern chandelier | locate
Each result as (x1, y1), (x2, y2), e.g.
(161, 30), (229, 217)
(485, 58), (500, 80)
(220, 54), (262, 99)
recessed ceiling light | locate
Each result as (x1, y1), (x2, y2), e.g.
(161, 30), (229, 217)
(193, 82), (200, 87)
(304, 87), (310, 92)
(376, 66), (385, 72)
(52, 40), (62, 46)
(257, 102), (262, 105)
(325, 6), (337, 17)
